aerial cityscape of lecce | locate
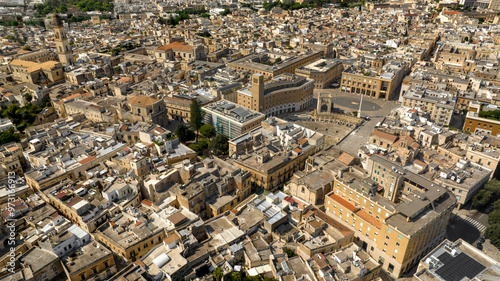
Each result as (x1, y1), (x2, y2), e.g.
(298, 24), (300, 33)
(0, 0), (500, 280)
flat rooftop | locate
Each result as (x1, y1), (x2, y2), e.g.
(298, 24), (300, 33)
(65, 242), (111, 273)
(297, 58), (342, 73)
(416, 240), (500, 281)
(204, 100), (265, 124)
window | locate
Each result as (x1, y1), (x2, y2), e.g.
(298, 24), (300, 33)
(388, 263), (394, 273)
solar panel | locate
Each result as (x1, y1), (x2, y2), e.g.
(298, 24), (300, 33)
(435, 252), (486, 281)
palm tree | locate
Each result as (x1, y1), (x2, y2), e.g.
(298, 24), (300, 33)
(213, 267), (224, 281)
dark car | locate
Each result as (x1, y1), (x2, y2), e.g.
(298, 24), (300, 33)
(476, 242), (483, 250)
(479, 236), (486, 243)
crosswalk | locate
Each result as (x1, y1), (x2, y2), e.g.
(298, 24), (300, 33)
(458, 215), (487, 233)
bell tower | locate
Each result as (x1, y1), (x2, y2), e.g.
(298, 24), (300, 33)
(251, 74), (264, 112)
(52, 13), (73, 65)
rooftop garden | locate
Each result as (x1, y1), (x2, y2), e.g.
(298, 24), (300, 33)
(478, 110), (500, 121)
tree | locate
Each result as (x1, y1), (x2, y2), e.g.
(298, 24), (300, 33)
(213, 267), (223, 281)
(12, 20), (19, 26)
(190, 99), (202, 140)
(488, 209), (500, 225)
(485, 224), (500, 248)
(3, 104), (20, 119)
(231, 272), (241, 281)
(24, 93), (32, 102)
(189, 138), (209, 155)
(196, 30), (211, 37)
(23, 46), (32, 51)
(494, 199), (500, 210)
(221, 8), (231, 16)
(209, 134), (229, 156)
(473, 179), (500, 208)
(244, 276), (261, 281)
(200, 124), (215, 138)
(283, 248), (297, 258)
(484, 179), (500, 197)
(473, 189), (493, 208)
(0, 127), (20, 145)
(175, 123), (194, 142)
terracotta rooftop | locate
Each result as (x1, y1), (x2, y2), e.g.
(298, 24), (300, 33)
(394, 136), (419, 149)
(141, 199), (152, 207)
(355, 209), (382, 229)
(167, 211), (187, 226)
(311, 208), (353, 237)
(128, 95), (158, 106)
(337, 152), (355, 166)
(156, 41), (193, 52)
(371, 129), (398, 143)
(78, 156), (97, 165)
(329, 193), (357, 212)
(163, 233), (179, 245)
(297, 138), (308, 145)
